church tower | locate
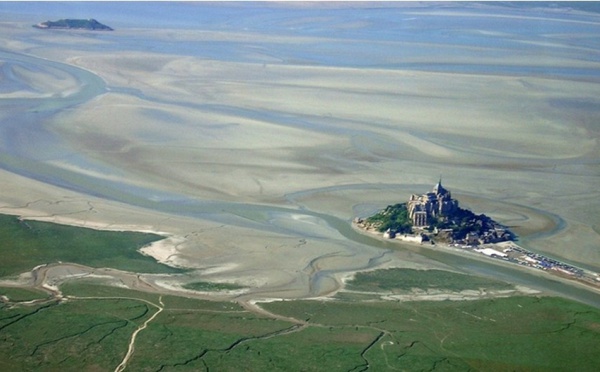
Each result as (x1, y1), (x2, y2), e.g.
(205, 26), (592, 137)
(433, 176), (448, 197)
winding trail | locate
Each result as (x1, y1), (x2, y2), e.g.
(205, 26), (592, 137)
(239, 300), (308, 325)
(114, 295), (164, 372)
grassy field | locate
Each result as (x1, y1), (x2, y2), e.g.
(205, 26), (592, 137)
(2, 282), (296, 371)
(0, 297), (145, 370)
(200, 325), (381, 372)
(0, 213), (183, 276)
(0, 287), (49, 302)
(182, 281), (246, 292)
(345, 268), (514, 293)
(263, 296), (600, 371)
(2, 282), (600, 371)
(125, 304), (292, 371)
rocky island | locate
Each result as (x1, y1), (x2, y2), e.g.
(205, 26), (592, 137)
(33, 19), (113, 31)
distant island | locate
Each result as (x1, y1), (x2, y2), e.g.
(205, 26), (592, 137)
(355, 179), (513, 245)
(33, 19), (113, 31)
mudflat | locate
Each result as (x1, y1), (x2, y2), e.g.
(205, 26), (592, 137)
(0, 2), (599, 301)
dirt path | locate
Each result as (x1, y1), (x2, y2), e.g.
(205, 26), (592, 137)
(114, 295), (164, 372)
(239, 300), (308, 325)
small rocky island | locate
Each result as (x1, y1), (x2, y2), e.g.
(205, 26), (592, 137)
(33, 19), (113, 31)
(355, 180), (514, 245)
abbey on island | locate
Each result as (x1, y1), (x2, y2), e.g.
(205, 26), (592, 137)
(356, 180), (513, 245)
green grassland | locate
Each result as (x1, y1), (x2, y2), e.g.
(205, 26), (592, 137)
(263, 296), (600, 371)
(182, 281), (246, 292)
(3, 281), (600, 371)
(345, 268), (514, 293)
(60, 282), (162, 302)
(0, 287), (49, 302)
(125, 305), (292, 371)
(0, 213), (183, 276)
(0, 297), (145, 370)
(200, 325), (382, 372)
(60, 282), (242, 313)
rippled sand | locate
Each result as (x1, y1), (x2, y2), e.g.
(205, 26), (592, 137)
(0, 3), (599, 299)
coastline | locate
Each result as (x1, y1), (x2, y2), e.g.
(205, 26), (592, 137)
(2, 206), (600, 307)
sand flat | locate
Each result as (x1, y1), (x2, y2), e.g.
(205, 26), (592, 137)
(0, 3), (599, 300)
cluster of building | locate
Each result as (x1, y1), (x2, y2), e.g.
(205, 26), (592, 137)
(455, 227), (512, 245)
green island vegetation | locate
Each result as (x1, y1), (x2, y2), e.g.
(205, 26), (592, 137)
(1, 214), (599, 370)
(345, 268), (514, 293)
(365, 203), (413, 233)
(183, 281), (246, 292)
(34, 18), (113, 31)
(0, 213), (183, 277)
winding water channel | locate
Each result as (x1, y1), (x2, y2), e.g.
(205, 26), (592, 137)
(2, 49), (600, 309)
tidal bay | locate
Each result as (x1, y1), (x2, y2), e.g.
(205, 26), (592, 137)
(0, 2), (599, 303)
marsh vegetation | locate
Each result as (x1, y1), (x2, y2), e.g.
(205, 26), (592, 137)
(0, 218), (599, 371)
(0, 214), (182, 277)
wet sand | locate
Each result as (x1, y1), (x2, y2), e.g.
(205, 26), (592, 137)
(0, 3), (599, 302)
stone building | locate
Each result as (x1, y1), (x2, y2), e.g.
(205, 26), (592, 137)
(407, 179), (458, 227)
